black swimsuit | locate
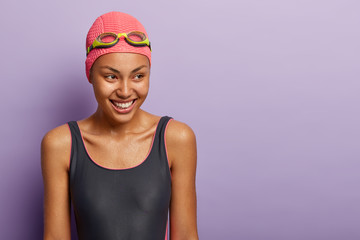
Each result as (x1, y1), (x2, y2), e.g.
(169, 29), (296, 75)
(67, 116), (173, 240)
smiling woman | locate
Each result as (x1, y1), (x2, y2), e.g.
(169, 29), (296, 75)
(41, 11), (199, 240)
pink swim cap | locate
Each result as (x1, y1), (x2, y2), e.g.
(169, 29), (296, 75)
(85, 11), (151, 82)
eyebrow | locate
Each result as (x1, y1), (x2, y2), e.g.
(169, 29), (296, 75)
(100, 65), (148, 74)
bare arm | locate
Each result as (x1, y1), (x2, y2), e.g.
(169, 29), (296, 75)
(41, 124), (72, 240)
(166, 120), (199, 240)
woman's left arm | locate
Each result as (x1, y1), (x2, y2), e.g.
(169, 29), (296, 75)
(166, 119), (199, 240)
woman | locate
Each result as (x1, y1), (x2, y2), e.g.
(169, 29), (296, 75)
(41, 11), (199, 240)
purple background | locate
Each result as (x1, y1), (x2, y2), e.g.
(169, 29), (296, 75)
(1, 0), (359, 239)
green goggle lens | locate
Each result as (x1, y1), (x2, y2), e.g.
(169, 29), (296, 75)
(126, 32), (146, 42)
(98, 33), (118, 43)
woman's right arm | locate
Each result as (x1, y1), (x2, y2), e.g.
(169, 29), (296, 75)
(41, 124), (72, 240)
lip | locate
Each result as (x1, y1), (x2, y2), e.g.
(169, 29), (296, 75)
(110, 99), (136, 114)
(111, 99), (135, 104)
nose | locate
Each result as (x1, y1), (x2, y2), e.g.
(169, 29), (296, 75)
(115, 79), (132, 99)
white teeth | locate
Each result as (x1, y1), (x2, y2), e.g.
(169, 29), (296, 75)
(113, 100), (134, 109)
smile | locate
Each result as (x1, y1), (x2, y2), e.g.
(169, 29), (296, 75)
(110, 99), (136, 113)
(113, 100), (134, 108)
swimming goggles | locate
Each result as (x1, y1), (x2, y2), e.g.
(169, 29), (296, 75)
(87, 31), (152, 56)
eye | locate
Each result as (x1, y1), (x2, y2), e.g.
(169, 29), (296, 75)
(105, 74), (116, 80)
(134, 73), (144, 80)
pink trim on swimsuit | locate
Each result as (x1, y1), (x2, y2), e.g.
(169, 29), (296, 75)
(165, 218), (168, 240)
(66, 123), (72, 172)
(164, 118), (173, 179)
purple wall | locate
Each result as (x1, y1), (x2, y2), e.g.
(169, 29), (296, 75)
(1, 0), (359, 239)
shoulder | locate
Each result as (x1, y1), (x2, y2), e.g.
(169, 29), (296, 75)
(165, 118), (197, 168)
(41, 123), (72, 151)
(41, 123), (72, 171)
(166, 118), (196, 144)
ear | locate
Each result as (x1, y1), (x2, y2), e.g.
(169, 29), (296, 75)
(88, 71), (93, 84)
(88, 66), (94, 84)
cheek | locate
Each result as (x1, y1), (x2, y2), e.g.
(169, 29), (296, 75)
(137, 81), (149, 97)
(92, 84), (111, 103)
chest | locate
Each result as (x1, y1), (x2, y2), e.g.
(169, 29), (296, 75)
(70, 122), (172, 212)
(68, 118), (173, 239)
(69, 145), (172, 239)
(81, 130), (156, 170)
(72, 166), (171, 214)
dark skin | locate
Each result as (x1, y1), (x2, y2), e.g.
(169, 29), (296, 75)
(41, 53), (199, 240)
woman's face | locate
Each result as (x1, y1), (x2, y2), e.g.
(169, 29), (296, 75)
(90, 52), (150, 123)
